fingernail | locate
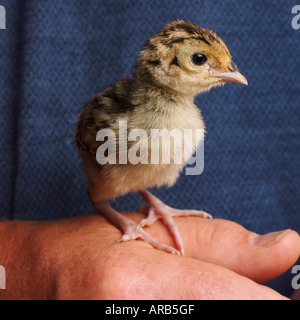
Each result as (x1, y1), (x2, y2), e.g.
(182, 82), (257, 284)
(252, 229), (290, 247)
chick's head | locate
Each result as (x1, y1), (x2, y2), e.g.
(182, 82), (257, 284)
(135, 20), (247, 96)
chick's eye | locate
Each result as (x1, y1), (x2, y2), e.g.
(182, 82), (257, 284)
(192, 53), (207, 66)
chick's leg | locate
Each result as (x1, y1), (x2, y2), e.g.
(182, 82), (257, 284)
(138, 190), (212, 255)
(92, 200), (180, 255)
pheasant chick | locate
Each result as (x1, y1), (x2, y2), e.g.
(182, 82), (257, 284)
(76, 20), (248, 255)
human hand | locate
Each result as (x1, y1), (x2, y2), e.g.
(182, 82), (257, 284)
(0, 213), (299, 299)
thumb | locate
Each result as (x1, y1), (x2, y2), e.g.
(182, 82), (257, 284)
(147, 217), (300, 283)
(183, 218), (300, 283)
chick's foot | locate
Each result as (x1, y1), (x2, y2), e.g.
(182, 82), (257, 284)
(138, 190), (212, 255)
(93, 200), (180, 255)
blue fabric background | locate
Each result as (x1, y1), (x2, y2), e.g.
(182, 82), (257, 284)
(0, 0), (299, 297)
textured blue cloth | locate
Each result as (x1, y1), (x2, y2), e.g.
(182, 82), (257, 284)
(0, 0), (299, 296)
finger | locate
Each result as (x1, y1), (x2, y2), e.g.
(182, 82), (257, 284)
(127, 213), (300, 283)
(115, 246), (288, 300)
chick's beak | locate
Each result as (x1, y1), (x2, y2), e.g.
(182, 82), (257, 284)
(209, 61), (248, 85)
